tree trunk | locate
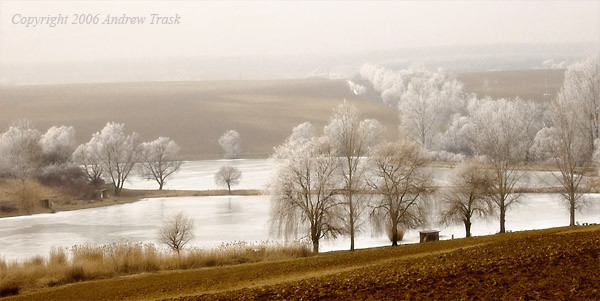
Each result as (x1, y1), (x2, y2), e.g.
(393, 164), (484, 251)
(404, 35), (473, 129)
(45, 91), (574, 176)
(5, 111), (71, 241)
(159, 181), (164, 190)
(349, 200), (355, 251)
(227, 183), (231, 195)
(570, 198), (576, 226)
(499, 205), (506, 233)
(391, 225), (398, 246)
(464, 219), (472, 238)
(312, 239), (319, 253)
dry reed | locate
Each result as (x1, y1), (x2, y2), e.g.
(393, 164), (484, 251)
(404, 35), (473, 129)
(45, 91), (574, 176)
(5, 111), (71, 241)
(0, 240), (311, 296)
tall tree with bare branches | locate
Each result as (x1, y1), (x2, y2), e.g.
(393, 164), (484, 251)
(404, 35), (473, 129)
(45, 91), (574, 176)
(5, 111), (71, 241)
(324, 100), (385, 251)
(439, 159), (495, 237)
(270, 132), (341, 253)
(367, 140), (433, 246)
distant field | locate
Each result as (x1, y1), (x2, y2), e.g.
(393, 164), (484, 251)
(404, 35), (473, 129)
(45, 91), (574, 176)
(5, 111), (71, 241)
(0, 79), (398, 159)
(457, 69), (565, 102)
(0, 69), (565, 158)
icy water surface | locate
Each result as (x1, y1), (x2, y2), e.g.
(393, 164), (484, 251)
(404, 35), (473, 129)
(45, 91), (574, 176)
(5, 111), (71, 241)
(1, 193), (598, 262)
(125, 159), (565, 190)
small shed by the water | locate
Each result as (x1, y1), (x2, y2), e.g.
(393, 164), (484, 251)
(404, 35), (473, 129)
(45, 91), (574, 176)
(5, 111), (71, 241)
(419, 230), (440, 243)
(95, 189), (108, 200)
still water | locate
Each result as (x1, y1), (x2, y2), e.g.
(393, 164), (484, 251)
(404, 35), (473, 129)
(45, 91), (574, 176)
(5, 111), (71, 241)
(123, 159), (566, 191)
(1, 193), (598, 262)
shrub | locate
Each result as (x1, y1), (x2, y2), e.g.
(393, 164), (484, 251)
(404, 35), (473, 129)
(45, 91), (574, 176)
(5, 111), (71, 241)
(37, 164), (96, 199)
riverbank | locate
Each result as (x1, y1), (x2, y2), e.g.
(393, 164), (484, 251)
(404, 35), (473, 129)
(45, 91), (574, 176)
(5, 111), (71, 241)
(0, 180), (262, 219)
(4, 225), (598, 300)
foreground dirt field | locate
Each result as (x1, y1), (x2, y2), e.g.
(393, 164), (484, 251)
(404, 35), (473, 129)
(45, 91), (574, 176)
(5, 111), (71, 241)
(7, 226), (599, 300)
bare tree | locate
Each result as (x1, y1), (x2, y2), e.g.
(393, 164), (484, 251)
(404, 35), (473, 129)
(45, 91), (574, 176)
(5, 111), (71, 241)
(159, 212), (195, 254)
(92, 122), (140, 195)
(139, 137), (183, 190)
(324, 100), (385, 251)
(270, 135), (341, 253)
(214, 165), (242, 194)
(439, 159), (495, 237)
(467, 98), (529, 233)
(218, 130), (241, 159)
(367, 140), (433, 246)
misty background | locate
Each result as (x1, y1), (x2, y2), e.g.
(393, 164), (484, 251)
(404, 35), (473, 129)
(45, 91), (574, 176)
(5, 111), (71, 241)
(0, 0), (599, 85)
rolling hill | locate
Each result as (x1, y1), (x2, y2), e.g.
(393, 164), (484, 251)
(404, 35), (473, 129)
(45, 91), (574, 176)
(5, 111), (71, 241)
(0, 69), (565, 159)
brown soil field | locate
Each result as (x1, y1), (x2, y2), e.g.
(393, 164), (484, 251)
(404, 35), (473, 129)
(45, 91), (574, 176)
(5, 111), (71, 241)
(0, 79), (398, 159)
(0, 69), (565, 159)
(457, 69), (565, 102)
(6, 225), (599, 300)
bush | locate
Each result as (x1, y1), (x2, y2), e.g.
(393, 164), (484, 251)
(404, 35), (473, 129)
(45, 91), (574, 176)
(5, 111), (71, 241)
(37, 164), (96, 199)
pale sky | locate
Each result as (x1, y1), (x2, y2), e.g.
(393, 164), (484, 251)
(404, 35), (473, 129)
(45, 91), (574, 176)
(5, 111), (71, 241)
(0, 0), (599, 64)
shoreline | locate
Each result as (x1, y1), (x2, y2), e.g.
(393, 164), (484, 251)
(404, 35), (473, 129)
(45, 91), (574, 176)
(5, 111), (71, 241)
(0, 188), (263, 219)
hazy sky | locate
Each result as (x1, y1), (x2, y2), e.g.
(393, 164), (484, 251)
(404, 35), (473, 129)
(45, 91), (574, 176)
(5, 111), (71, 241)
(0, 0), (599, 65)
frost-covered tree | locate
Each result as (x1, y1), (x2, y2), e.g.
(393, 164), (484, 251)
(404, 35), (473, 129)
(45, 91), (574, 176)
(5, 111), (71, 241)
(92, 122), (140, 195)
(561, 56), (600, 152)
(467, 98), (529, 233)
(138, 137), (182, 190)
(40, 125), (76, 165)
(367, 140), (433, 246)
(72, 136), (103, 185)
(398, 75), (464, 149)
(270, 135), (341, 253)
(0, 120), (42, 180)
(288, 122), (314, 144)
(324, 101), (386, 251)
(531, 79), (594, 227)
(439, 160), (495, 237)
(214, 165), (242, 194)
(218, 130), (241, 159)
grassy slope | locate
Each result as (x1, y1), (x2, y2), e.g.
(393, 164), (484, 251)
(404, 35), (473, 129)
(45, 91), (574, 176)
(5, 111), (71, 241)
(7, 225), (599, 300)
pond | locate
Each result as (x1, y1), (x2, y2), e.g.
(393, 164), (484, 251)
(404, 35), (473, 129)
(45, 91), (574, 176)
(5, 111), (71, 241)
(1, 193), (598, 262)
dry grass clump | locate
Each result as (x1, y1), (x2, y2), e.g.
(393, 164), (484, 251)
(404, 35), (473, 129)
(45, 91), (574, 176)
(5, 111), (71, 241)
(0, 240), (311, 296)
(12, 180), (46, 214)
